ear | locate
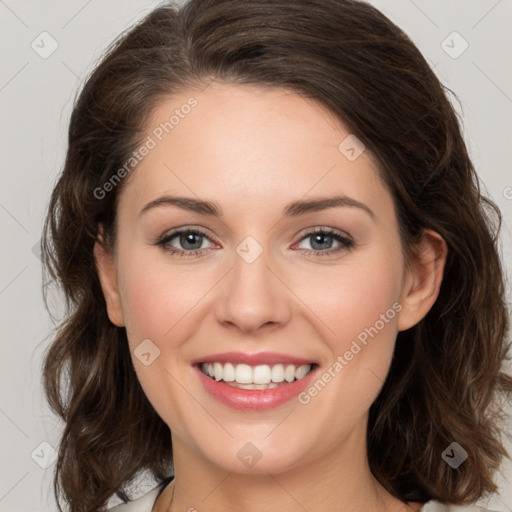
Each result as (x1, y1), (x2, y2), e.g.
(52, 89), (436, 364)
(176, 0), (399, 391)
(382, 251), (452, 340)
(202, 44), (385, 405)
(397, 229), (448, 332)
(93, 226), (125, 327)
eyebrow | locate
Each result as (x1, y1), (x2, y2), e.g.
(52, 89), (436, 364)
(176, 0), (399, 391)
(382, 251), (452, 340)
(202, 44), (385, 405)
(139, 194), (375, 220)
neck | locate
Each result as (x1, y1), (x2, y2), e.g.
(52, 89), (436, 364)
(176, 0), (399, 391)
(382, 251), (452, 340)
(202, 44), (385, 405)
(154, 417), (424, 512)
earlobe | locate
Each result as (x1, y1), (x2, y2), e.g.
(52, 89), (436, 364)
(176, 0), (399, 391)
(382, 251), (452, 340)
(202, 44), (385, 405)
(93, 227), (125, 327)
(397, 229), (448, 332)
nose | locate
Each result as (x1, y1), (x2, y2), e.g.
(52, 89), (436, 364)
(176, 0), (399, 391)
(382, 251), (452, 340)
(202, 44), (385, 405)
(215, 242), (293, 334)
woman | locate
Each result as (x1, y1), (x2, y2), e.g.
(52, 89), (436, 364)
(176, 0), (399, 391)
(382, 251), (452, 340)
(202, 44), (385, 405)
(41, 0), (512, 511)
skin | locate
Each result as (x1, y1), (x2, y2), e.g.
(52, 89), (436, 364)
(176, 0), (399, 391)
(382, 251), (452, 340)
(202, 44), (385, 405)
(95, 81), (447, 512)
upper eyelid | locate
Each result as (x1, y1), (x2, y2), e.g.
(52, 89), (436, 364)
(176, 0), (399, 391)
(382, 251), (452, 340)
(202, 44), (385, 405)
(301, 226), (352, 239)
(160, 227), (217, 242)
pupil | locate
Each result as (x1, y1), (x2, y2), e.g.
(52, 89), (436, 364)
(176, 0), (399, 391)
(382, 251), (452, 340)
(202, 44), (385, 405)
(311, 233), (332, 250)
(182, 233), (202, 250)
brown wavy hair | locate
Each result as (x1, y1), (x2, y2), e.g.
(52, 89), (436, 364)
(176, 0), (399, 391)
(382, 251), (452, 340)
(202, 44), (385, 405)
(41, 0), (512, 511)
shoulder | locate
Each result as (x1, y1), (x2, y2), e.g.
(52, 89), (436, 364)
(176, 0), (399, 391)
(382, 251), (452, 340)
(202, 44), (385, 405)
(108, 485), (163, 512)
(421, 501), (501, 511)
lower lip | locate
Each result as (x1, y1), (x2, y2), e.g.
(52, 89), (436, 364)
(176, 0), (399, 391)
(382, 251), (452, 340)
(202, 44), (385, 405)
(195, 365), (318, 411)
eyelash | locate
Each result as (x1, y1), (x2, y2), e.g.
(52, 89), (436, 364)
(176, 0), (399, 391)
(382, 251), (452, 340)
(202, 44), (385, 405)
(155, 227), (354, 258)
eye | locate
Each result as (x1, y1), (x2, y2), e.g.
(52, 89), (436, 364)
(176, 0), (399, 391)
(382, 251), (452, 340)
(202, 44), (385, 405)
(293, 227), (354, 257)
(154, 226), (354, 259)
(155, 228), (216, 258)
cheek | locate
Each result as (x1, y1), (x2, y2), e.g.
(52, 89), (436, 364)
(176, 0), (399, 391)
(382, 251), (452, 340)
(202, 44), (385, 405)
(293, 265), (402, 435)
(296, 246), (404, 351)
(116, 249), (200, 344)
(115, 252), (205, 428)
(120, 269), (177, 348)
(291, 242), (404, 421)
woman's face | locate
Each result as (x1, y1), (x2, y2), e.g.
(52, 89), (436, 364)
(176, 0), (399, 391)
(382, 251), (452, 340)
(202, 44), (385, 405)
(97, 81), (427, 474)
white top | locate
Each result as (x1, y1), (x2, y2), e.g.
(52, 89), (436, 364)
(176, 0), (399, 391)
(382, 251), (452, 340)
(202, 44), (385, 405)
(108, 482), (500, 512)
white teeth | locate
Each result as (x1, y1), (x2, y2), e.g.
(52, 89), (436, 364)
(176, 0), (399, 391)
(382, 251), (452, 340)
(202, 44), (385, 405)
(235, 364), (253, 384)
(222, 362), (236, 382)
(214, 362), (223, 381)
(201, 362), (312, 385)
(295, 364), (310, 380)
(284, 364), (296, 382)
(271, 364), (285, 382)
(253, 365), (272, 384)
(226, 382), (279, 390)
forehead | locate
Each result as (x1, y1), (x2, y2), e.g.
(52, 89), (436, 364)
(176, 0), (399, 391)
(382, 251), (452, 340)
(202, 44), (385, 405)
(117, 81), (391, 221)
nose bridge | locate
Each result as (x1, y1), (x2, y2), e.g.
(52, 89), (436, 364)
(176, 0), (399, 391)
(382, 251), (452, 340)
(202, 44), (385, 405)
(215, 234), (292, 332)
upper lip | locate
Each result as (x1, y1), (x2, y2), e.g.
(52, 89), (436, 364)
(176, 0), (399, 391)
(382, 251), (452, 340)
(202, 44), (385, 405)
(192, 352), (317, 366)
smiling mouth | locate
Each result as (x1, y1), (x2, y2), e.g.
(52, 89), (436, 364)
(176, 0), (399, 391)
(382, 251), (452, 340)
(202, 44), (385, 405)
(199, 362), (316, 390)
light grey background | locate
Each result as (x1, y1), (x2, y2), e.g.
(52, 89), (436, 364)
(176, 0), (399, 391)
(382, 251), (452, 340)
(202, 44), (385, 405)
(0, 1), (511, 511)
